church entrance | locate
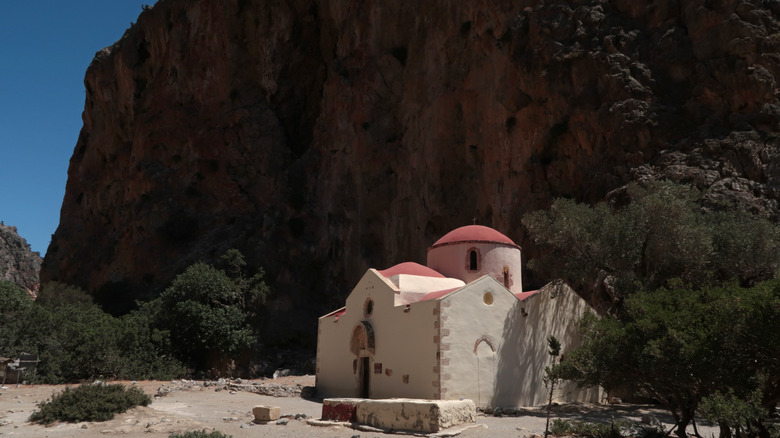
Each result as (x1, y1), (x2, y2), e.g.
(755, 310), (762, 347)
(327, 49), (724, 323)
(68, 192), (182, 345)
(350, 321), (375, 398)
(475, 337), (496, 407)
(359, 356), (370, 398)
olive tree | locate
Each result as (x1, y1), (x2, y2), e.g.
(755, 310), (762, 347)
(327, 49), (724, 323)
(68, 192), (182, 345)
(522, 180), (780, 311)
(553, 281), (780, 438)
(152, 250), (269, 370)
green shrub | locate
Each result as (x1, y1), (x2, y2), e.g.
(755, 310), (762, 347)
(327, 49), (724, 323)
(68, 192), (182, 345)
(169, 431), (232, 438)
(550, 418), (572, 435)
(29, 383), (151, 424)
(548, 419), (639, 438)
(570, 420), (623, 438)
(1, 286), (184, 383)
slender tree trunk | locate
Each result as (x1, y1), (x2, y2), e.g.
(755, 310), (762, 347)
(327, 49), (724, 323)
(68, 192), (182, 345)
(718, 420), (732, 438)
(751, 419), (770, 438)
(545, 378), (556, 437)
(676, 413), (691, 438)
(692, 417), (702, 438)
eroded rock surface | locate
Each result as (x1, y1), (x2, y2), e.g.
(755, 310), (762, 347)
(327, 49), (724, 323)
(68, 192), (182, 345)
(0, 223), (42, 297)
(42, 0), (780, 340)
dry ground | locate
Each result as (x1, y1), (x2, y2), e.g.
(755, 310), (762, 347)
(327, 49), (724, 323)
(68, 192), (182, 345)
(0, 376), (718, 437)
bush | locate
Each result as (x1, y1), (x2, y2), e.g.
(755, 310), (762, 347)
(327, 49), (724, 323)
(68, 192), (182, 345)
(568, 420), (623, 438)
(550, 418), (572, 435)
(1, 249), (269, 382)
(1, 282), (184, 383)
(169, 431), (232, 438)
(547, 419), (646, 438)
(29, 383), (151, 424)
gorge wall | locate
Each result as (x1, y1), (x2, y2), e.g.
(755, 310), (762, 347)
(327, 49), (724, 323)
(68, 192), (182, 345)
(41, 0), (780, 341)
(0, 223), (42, 297)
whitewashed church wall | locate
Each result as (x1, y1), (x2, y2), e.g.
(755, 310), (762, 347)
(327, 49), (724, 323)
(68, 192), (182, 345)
(438, 277), (517, 407)
(368, 298), (439, 399)
(493, 283), (602, 407)
(316, 269), (439, 400)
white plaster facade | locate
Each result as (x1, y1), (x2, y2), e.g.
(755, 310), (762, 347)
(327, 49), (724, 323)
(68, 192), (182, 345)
(316, 225), (601, 407)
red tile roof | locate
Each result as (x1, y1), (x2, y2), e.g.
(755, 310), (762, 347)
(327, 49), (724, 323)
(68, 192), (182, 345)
(419, 287), (460, 301)
(514, 290), (539, 301)
(430, 225), (517, 247)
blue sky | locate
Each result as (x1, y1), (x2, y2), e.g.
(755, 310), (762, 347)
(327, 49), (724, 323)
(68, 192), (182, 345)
(1, 1), (149, 256)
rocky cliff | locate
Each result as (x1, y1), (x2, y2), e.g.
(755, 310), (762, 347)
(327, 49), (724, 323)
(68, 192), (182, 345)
(42, 0), (780, 340)
(0, 223), (42, 297)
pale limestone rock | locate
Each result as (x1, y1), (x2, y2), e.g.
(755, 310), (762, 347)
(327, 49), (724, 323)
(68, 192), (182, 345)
(355, 398), (476, 433)
(253, 405), (280, 422)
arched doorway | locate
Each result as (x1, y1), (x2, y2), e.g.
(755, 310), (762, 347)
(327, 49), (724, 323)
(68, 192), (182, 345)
(474, 337), (496, 407)
(350, 321), (375, 398)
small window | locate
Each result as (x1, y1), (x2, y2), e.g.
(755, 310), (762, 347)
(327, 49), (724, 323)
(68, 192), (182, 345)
(483, 292), (494, 305)
(503, 266), (510, 288)
(469, 250), (479, 270)
(364, 298), (374, 317)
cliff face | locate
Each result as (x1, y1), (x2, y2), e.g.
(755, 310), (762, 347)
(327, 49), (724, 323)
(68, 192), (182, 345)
(0, 223), (42, 297)
(42, 0), (780, 338)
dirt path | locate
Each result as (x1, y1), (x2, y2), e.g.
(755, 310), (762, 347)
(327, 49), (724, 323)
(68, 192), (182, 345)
(0, 377), (717, 437)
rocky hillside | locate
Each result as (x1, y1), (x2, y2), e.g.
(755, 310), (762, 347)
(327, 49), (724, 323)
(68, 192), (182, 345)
(42, 0), (780, 340)
(0, 223), (42, 297)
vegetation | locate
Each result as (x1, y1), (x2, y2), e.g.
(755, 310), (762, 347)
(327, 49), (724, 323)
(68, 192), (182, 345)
(549, 418), (663, 438)
(524, 181), (780, 438)
(151, 249), (268, 369)
(0, 282), (183, 383)
(29, 383), (151, 424)
(168, 431), (232, 438)
(544, 335), (562, 438)
(0, 281), (32, 316)
(0, 281), (33, 351)
(0, 249), (268, 383)
(699, 390), (772, 438)
(551, 280), (780, 438)
(522, 181), (780, 311)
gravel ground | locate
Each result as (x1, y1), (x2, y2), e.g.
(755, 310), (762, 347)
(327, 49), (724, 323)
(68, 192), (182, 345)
(0, 376), (720, 438)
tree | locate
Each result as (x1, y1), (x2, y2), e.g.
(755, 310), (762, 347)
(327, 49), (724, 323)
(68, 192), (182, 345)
(553, 281), (780, 438)
(522, 180), (780, 312)
(544, 335), (562, 438)
(152, 250), (269, 370)
(114, 308), (184, 380)
(35, 281), (94, 307)
(0, 281), (33, 367)
(0, 281), (32, 316)
(699, 390), (767, 438)
(218, 248), (270, 319)
(1, 280), (183, 383)
(5, 299), (123, 382)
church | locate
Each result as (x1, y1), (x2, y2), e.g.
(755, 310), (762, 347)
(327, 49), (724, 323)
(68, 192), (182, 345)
(315, 225), (602, 408)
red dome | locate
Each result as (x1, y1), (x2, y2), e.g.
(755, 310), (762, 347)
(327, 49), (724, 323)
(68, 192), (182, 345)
(379, 262), (445, 278)
(431, 225), (516, 248)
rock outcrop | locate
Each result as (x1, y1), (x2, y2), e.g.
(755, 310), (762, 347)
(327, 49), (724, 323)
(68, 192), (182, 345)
(0, 223), (42, 297)
(42, 0), (780, 341)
